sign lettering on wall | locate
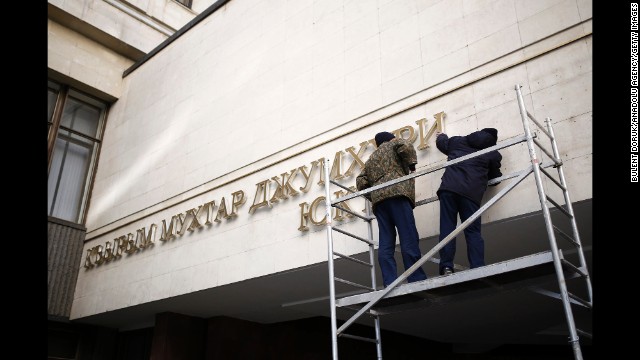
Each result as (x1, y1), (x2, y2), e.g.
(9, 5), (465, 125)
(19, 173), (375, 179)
(84, 112), (445, 269)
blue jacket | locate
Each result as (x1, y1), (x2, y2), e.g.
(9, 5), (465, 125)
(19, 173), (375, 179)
(436, 130), (502, 205)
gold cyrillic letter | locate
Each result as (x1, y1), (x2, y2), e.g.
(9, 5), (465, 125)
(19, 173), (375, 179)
(215, 197), (230, 222)
(298, 202), (310, 231)
(136, 224), (157, 248)
(249, 180), (271, 213)
(393, 125), (417, 143)
(95, 245), (105, 265)
(203, 200), (216, 225)
(185, 206), (204, 232)
(230, 190), (246, 217)
(344, 141), (369, 177)
(309, 196), (328, 226)
(84, 248), (95, 269)
(283, 169), (300, 198)
(103, 241), (115, 262)
(298, 165), (314, 193)
(115, 236), (127, 256)
(416, 112), (445, 150)
(329, 151), (345, 182)
(124, 233), (138, 254)
(269, 175), (287, 203)
(160, 214), (181, 241)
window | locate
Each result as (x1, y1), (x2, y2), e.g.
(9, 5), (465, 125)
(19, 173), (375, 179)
(174, 0), (192, 9)
(48, 81), (107, 224)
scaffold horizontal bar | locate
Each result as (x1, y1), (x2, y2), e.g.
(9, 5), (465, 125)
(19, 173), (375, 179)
(340, 333), (378, 343)
(526, 111), (553, 139)
(577, 329), (592, 339)
(334, 251), (373, 267)
(539, 167), (566, 191)
(533, 138), (561, 166)
(332, 227), (375, 245)
(552, 225), (579, 247)
(560, 259), (588, 278)
(546, 195), (572, 218)
(330, 180), (354, 192)
(335, 277), (374, 291)
(332, 135), (530, 205)
(567, 291), (592, 309)
(333, 204), (374, 221)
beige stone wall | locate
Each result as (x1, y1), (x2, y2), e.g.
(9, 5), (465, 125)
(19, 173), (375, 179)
(71, 0), (592, 320)
(48, 0), (217, 53)
(48, 19), (135, 98)
(191, 0), (218, 13)
(47, 0), (219, 116)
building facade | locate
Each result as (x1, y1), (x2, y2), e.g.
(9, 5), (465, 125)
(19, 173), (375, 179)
(47, 1), (219, 358)
(48, 0), (593, 358)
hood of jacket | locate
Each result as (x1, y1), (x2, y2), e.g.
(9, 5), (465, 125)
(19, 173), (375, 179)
(466, 129), (497, 150)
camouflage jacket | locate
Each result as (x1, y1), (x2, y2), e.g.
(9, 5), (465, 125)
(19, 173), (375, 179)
(356, 138), (417, 210)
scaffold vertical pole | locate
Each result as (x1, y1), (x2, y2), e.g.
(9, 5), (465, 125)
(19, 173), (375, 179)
(515, 84), (583, 360)
(323, 157), (339, 360)
(545, 117), (593, 304)
(364, 199), (383, 359)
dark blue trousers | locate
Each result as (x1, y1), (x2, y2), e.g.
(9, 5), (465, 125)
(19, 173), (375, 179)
(374, 197), (428, 287)
(438, 190), (485, 274)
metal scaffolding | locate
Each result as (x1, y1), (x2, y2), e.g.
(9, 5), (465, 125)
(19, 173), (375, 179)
(322, 84), (592, 360)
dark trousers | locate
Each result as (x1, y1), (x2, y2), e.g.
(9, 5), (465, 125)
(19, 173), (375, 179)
(438, 190), (485, 274)
(374, 197), (428, 287)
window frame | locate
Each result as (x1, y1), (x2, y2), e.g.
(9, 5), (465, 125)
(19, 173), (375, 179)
(174, 0), (193, 9)
(48, 81), (66, 171)
(47, 81), (108, 225)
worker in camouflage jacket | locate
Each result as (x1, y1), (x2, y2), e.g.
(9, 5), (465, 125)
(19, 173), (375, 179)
(356, 131), (428, 287)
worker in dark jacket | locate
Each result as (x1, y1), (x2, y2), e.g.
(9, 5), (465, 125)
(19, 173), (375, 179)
(435, 128), (502, 275)
(356, 131), (428, 287)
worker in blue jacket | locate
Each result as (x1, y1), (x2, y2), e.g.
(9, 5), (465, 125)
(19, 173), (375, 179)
(435, 128), (502, 275)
